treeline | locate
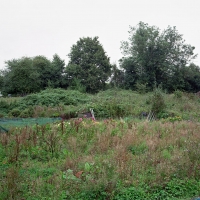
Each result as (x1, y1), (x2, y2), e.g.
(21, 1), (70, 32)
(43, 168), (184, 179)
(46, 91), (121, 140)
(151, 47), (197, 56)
(0, 21), (200, 95)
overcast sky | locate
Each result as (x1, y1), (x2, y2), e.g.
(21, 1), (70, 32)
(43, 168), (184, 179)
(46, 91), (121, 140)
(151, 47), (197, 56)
(0, 0), (200, 70)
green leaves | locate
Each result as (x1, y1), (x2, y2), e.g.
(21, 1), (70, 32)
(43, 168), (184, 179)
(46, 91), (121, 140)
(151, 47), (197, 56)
(1, 55), (66, 95)
(120, 22), (198, 92)
(66, 36), (112, 93)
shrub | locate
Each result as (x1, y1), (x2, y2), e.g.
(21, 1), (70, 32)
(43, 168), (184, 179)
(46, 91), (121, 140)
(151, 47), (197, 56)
(9, 108), (21, 117)
(18, 88), (91, 107)
(136, 82), (147, 94)
(151, 89), (166, 115)
(0, 100), (10, 113)
(128, 142), (148, 155)
(19, 108), (33, 118)
(90, 101), (130, 118)
(174, 90), (183, 99)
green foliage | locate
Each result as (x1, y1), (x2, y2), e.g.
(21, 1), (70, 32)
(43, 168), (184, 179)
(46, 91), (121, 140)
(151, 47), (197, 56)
(19, 88), (91, 107)
(110, 63), (125, 88)
(166, 116), (182, 123)
(32, 55), (52, 89)
(50, 54), (66, 88)
(120, 21), (198, 92)
(119, 57), (139, 90)
(68, 78), (86, 93)
(1, 54), (66, 95)
(1, 118), (200, 199)
(174, 90), (183, 99)
(74, 188), (108, 200)
(151, 89), (166, 115)
(2, 57), (41, 95)
(91, 100), (129, 118)
(1, 88), (200, 123)
(128, 142), (148, 155)
(66, 36), (112, 93)
(0, 100), (10, 113)
(162, 149), (172, 159)
(19, 108), (34, 118)
(136, 82), (147, 94)
(0, 25), (199, 95)
(0, 71), (4, 90)
(8, 108), (21, 117)
(183, 63), (200, 92)
(114, 186), (146, 199)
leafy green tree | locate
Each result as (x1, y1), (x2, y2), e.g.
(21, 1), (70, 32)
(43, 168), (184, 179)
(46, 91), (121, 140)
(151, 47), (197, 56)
(121, 22), (197, 91)
(32, 56), (52, 89)
(2, 57), (40, 95)
(0, 70), (4, 91)
(1, 55), (67, 95)
(66, 36), (112, 93)
(110, 63), (125, 88)
(119, 57), (139, 90)
(181, 63), (200, 92)
(50, 54), (65, 88)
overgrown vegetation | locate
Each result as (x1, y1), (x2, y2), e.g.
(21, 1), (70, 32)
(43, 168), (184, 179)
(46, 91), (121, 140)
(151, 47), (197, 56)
(1, 88), (200, 199)
(0, 19), (200, 199)
(1, 88), (200, 121)
(0, 119), (200, 199)
(1, 16), (200, 197)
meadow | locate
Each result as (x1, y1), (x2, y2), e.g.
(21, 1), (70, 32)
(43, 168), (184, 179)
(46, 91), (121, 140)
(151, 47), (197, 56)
(0, 88), (200, 199)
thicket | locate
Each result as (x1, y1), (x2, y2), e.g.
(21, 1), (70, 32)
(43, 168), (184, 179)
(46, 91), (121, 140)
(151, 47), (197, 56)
(1, 88), (200, 122)
(19, 88), (91, 107)
(0, 89), (92, 118)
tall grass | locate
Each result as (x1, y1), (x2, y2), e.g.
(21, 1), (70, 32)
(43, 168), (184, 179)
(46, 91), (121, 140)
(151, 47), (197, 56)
(0, 118), (200, 199)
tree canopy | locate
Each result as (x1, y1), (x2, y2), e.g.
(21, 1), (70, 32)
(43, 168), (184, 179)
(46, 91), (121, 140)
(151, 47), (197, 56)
(2, 57), (40, 95)
(0, 22), (199, 95)
(120, 22), (198, 92)
(1, 55), (65, 95)
(65, 36), (112, 93)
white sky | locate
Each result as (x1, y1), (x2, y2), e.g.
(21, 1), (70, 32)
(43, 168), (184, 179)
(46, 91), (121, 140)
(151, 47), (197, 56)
(0, 0), (200, 70)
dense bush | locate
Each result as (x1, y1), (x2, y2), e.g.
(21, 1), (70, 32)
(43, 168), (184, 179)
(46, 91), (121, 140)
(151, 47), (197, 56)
(18, 88), (91, 107)
(0, 99), (21, 116)
(90, 100), (131, 118)
(151, 89), (166, 116)
(8, 108), (21, 117)
(1, 88), (200, 122)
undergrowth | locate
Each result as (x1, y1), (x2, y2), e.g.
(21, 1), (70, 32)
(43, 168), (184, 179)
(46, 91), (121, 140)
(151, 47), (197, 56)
(1, 88), (200, 122)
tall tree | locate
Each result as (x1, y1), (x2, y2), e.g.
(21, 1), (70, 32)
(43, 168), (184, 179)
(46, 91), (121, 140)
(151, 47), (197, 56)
(66, 37), (112, 93)
(50, 54), (65, 88)
(0, 70), (4, 91)
(119, 57), (139, 90)
(110, 63), (125, 88)
(181, 63), (200, 92)
(32, 56), (52, 89)
(1, 55), (66, 95)
(2, 57), (40, 95)
(121, 22), (197, 91)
